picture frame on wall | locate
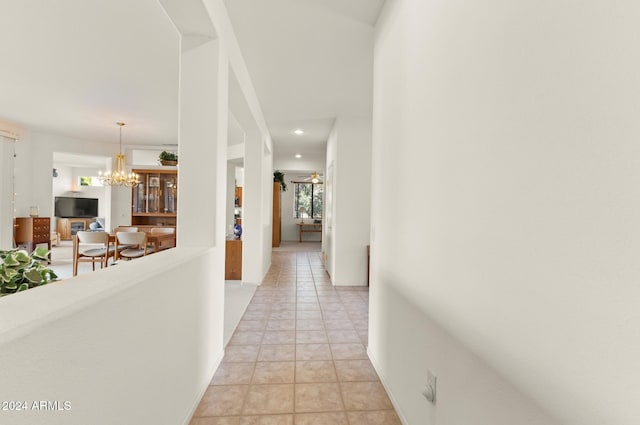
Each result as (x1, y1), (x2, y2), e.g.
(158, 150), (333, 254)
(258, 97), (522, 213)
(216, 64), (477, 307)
(149, 176), (160, 187)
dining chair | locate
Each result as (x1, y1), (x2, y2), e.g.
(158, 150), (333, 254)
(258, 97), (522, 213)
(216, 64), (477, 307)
(73, 231), (112, 276)
(116, 231), (148, 260)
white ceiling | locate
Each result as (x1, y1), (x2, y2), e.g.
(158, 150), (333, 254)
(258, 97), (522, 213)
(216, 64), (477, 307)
(227, 0), (384, 163)
(0, 1), (179, 146)
(0, 0), (383, 163)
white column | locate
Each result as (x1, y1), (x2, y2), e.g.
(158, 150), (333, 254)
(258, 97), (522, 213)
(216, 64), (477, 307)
(177, 38), (228, 249)
(242, 129), (264, 284)
(0, 137), (16, 248)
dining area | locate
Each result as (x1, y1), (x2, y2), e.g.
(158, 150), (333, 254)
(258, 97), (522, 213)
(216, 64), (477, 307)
(71, 226), (176, 276)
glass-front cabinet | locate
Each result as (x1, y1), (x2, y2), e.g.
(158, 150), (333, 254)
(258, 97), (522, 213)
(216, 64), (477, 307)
(131, 169), (178, 226)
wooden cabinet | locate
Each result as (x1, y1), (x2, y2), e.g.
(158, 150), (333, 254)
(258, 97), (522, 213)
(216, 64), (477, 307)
(56, 217), (93, 240)
(272, 182), (281, 247)
(14, 217), (51, 252)
(234, 186), (243, 225)
(131, 169), (178, 226)
(225, 239), (242, 280)
(235, 187), (243, 207)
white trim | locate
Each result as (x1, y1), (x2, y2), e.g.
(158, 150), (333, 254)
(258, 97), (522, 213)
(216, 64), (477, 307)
(368, 346), (411, 425)
(182, 348), (225, 425)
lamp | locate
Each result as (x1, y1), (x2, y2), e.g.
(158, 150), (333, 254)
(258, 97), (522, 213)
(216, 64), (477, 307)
(311, 172), (320, 184)
(98, 122), (140, 188)
(299, 206), (307, 223)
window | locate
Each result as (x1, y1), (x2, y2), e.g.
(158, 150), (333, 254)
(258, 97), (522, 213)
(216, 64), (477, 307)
(79, 176), (103, 187)
(294, 182), (323, 219)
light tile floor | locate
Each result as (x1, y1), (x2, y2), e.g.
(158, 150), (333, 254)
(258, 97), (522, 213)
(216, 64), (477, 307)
(190, 251), (401, 425)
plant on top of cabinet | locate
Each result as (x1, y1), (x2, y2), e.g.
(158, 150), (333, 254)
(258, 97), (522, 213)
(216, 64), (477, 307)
(273, 170), (287, 191)
(159, 151), (178, 166)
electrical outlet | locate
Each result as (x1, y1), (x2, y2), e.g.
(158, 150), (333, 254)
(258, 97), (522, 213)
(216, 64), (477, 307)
(422, 371), (437, 405)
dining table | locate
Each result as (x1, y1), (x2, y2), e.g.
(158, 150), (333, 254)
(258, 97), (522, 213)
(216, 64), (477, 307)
(108, 232), (176, 257)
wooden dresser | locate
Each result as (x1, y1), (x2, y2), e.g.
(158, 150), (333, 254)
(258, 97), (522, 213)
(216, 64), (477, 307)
(14, 217), (51, 254)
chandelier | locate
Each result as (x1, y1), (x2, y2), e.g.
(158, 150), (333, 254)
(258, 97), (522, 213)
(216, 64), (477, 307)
(98, 122), (140, 188)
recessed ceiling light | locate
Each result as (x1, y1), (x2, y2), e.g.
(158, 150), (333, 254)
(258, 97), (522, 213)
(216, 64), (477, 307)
(295, 154), (302, 158)
(294, 129), (304, 135)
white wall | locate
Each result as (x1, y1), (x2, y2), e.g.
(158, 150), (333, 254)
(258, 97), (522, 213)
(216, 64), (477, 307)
(0, 248), (223, 425)
(0, 137), (16, 248)
(325, 117), (372, 285)
(370, 1), (640, 424)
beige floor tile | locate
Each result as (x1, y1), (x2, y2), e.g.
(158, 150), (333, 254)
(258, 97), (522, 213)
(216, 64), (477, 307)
(296, 303), (321, 311)
(263, 330), (296, 345)
(296, 296), (318, 303)
(243, 311), (270, 321)
(266, 319), (296, 331)
(229, 331), (264, 346)
(340, 382), (392, 410)
(243, 384), (295, 415)
(320, 303), (345, 312)
(240, 415), (293, 425)
(324, 311), (350, 320)
(247, 303), (272, 312)
(237, 320), (267, 331)
(357, 330), (368, 345)
(350, 318), (368, 329)
(294, 383), (344, 413)
(326, 330), (361, 344)
(191, 416), (240, 425)
(271, 303), (296, 311)
(252, 361), (295, 384)
(334, 360), (378, 382)
(296, 330), (328, 344)
(294, 412), (348, 425)
(296, 311), (323, 320)
(346, 410), (402, 425)
(269, 311), (297, 320)
(295, 344), (333, 361)
(194, 385), (248, 417)
(224, 345), (261, 362)
(329, 344), (368, 360)
(257, 344), (296, 362)
(212, 362), (255, 385)
(295, 361), (337, 383)
(295, 319), (324, 330)
(323, 320), (355, 330)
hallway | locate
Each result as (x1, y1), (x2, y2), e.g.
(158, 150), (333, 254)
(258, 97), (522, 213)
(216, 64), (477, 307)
(190, 251), (401, 425)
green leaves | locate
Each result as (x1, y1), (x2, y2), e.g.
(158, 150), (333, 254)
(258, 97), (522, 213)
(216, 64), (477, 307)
(0, 248), (58, 297)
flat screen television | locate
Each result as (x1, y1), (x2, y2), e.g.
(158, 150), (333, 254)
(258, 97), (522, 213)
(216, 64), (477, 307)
(54, 197), (99, 218)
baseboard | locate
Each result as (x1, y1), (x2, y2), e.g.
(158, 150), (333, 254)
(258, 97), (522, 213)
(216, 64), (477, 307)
(368, 347), (410, 425)
(182, 348), (225, 425)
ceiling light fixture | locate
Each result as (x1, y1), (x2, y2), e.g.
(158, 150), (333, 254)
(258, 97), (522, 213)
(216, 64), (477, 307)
(98, 122), (140, 188)
(294, 129), (304, 135)
(311, 172), (320, 184)
(295, 154), (302, 158)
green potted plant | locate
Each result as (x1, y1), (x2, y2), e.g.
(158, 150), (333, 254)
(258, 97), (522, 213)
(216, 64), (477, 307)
(0, 247), (58, 297)
(273, 170), (287, 191)
(159, 151), (178, 166)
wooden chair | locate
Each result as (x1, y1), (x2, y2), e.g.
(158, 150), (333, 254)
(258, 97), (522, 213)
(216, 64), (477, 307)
(73, 231), (112, 276)
(116, 232), (148, 260)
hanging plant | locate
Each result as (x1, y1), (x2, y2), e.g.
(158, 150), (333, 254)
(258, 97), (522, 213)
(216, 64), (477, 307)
(273, 170), (287, 191)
